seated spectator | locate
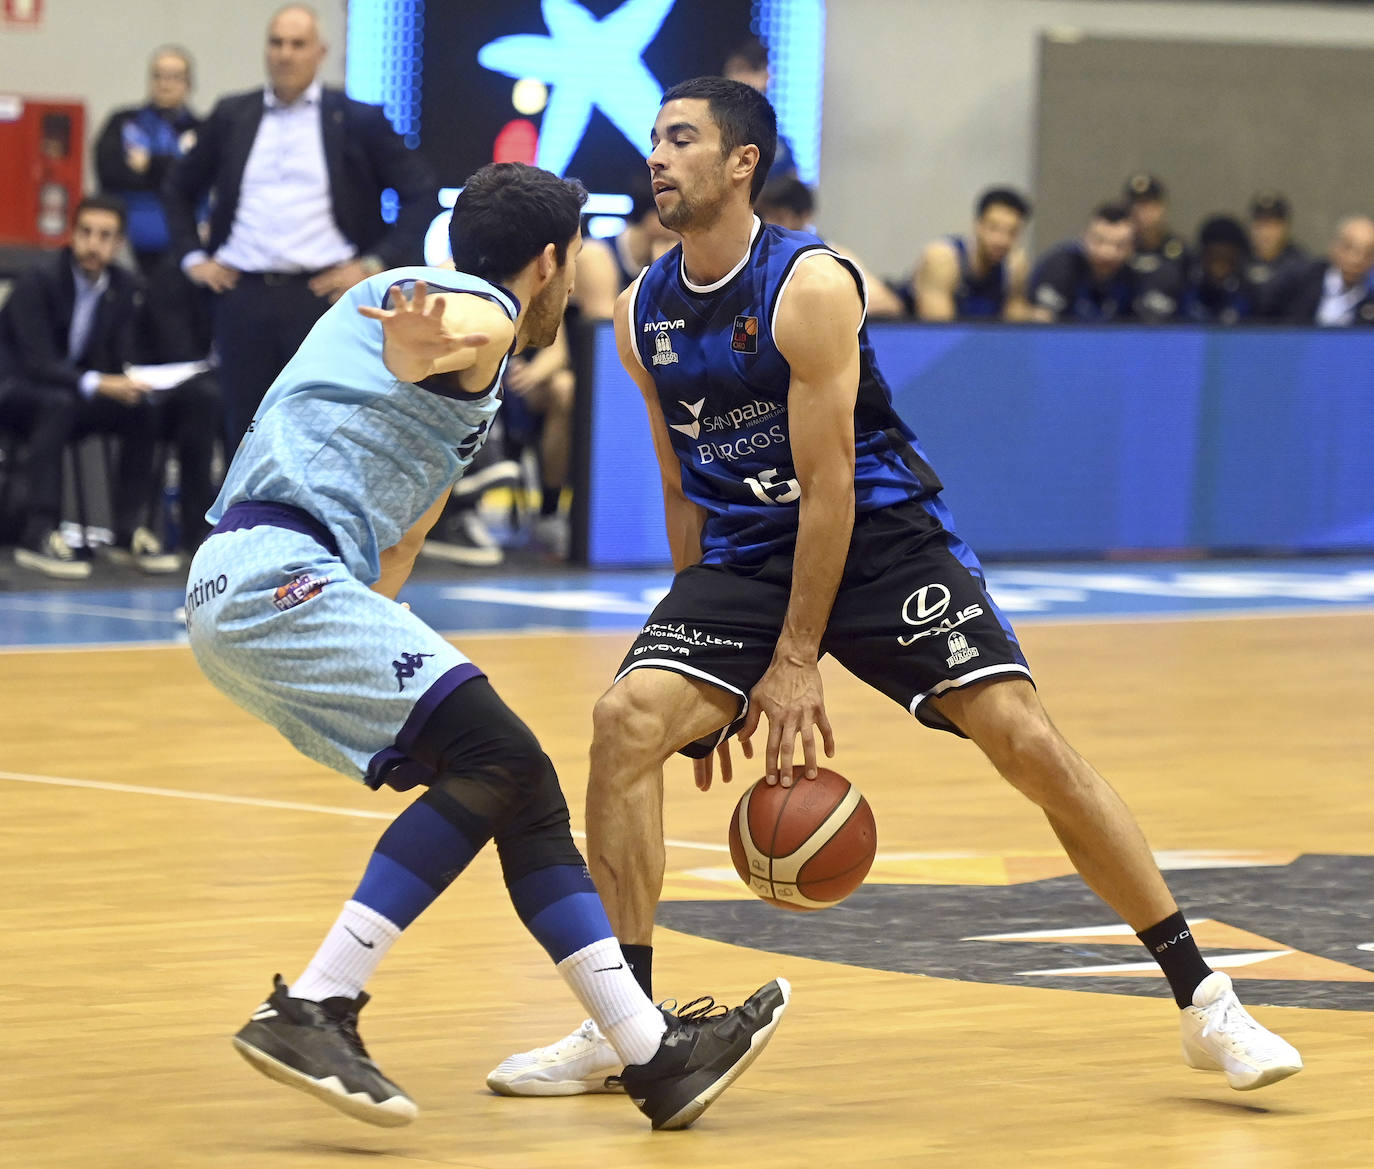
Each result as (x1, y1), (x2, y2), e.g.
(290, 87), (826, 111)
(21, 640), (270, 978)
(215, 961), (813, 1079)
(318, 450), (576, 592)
(913, 186), (1032, 321)
(94, 45), (201, 276)
(1123, 173), (1188, 321)
(574, 173), (679, 319)
(0, 196), (181, 578)
(756, 177), (906, 319)
(1028, 203), (1138, 323)
(1245, 192), (1308, 316)
(1269, 216), (1374, 326)
(1179, 215), (1259, 324)
(722, 36), (797, 181)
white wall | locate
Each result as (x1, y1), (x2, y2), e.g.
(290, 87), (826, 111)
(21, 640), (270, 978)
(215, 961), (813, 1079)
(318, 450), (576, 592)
(0, 0), (346, 186)
(820, 0), (1374, 277)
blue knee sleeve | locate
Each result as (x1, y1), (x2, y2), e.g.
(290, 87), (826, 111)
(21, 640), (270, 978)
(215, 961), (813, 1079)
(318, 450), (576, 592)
(352, 791), (488, 929)
(507, 864), (614, 962)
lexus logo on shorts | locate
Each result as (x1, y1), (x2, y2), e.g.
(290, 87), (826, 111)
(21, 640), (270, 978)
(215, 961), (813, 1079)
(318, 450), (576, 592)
(901, 583), (951, 626)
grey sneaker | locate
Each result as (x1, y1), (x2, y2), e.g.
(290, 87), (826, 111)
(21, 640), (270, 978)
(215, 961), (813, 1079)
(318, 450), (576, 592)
(231, 975), (418, 1127)
(13, 530), (91, 579)
(422, 510), (504, 566)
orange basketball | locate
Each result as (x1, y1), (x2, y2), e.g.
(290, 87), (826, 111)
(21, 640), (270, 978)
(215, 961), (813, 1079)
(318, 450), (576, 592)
(728, 767), (877, 911)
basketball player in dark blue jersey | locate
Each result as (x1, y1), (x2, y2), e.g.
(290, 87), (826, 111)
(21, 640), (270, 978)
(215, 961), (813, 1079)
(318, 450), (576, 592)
(914, 187), (1032, 321)
(489, 79), (1301, 1097)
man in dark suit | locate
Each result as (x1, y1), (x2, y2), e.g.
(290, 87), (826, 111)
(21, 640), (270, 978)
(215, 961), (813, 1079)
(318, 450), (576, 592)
(162, 3), (438, 450)
(0, 196), (181, 579)
(1268, 215), (1374, 326)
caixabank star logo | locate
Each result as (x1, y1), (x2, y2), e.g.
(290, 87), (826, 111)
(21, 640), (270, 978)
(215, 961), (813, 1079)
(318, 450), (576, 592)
(658, 852), (1374, 1010)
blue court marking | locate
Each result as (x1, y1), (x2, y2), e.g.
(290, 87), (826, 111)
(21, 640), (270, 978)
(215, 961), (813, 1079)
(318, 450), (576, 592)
(1, 557), (1373, 649)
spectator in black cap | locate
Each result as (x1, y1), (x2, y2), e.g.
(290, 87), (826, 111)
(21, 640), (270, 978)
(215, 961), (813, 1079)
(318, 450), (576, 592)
(1267, 216), (1374, 326)
(1245, 192), (1307, 317)
(1179, 215), (1258, 324)
(1123, 173), (1188, 321)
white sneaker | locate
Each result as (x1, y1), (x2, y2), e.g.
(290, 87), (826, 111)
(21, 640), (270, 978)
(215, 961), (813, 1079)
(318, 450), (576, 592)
(105, 526), (182, 574)
(13, 529), (91, 579)
(486, 1018), (623, 1096)
(1180, 971), (1303, 1090)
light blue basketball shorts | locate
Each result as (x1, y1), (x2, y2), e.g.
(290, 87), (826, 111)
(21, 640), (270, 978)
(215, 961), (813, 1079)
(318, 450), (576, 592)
(185, 524), (480, 787)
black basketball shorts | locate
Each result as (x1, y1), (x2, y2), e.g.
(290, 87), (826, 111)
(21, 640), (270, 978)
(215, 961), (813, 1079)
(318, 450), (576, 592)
(615, 501), (1033, 758)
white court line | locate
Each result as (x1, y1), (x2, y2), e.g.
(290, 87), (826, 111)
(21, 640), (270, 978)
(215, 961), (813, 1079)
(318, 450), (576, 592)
(0, 768), (731, 853)
(0, 597), (184, 624)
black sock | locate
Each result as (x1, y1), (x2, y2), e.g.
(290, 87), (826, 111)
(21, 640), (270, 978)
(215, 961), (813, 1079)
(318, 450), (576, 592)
(539, 486), (560, 517)
(1137, 911), (1213, 1008)
(621, 943), (654, 999)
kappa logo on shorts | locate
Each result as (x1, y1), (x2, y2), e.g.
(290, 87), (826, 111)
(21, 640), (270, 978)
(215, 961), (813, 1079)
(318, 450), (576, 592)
(731, 314), (759, 353)
(392, 650), (435, 691)
(272, 572), (333, 613)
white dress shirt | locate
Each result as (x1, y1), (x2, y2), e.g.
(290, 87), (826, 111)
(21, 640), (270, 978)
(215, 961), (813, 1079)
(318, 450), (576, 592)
(1315, 266), (1368, 327)
(69, 264), (110, 398)
(214, 81), (355, 273)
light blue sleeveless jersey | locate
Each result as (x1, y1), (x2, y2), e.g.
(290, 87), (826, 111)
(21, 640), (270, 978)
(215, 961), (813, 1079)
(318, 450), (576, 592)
(208, 266), (518, 584)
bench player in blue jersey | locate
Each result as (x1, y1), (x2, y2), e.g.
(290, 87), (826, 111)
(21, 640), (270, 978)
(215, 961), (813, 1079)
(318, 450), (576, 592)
(184, 162), (789, 1133)
(488, 80), (1301, 1097)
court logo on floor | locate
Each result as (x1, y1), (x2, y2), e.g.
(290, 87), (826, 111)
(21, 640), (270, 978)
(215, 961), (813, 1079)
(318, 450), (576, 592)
(658, 852), (1374, 1011)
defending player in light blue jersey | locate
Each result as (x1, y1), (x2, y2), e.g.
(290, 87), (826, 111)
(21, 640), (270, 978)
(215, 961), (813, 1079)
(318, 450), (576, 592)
(185, 162), (789, 1133)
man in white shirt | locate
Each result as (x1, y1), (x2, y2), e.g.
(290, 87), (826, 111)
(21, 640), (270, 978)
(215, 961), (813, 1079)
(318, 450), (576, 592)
(163, 4), (437, 449)
(1271, 216), (1374, 326)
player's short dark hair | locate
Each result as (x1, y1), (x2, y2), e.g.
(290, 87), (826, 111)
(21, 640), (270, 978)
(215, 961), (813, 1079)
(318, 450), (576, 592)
(74, 193), (127, 232)
(1198, 214), (1250, 254)
(661, 76), (777, 202)
(976, 186), (1031, 220)
(1091, 202), (1132, 226)
(450, 163), (588, 283)
(758, 176), (815, 220)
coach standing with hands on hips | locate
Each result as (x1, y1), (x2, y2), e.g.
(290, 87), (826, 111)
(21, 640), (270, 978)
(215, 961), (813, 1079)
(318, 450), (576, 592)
(163, 3), (438, 452)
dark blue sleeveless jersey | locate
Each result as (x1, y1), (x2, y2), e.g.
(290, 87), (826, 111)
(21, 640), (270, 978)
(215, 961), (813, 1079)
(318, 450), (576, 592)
(629, 218), (942, 566)
(951, 235), (1007, 319)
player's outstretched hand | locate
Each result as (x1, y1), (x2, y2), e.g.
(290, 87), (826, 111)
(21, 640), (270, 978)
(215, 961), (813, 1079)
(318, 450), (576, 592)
(357, 280), (491, 383)
(740, 659), (835, 787)
(693, 740), (735, 792)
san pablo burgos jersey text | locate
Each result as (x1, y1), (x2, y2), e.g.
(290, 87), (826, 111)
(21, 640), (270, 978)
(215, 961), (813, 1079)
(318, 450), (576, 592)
(209, 266), (517, 583)
(630, 218), (943, 565)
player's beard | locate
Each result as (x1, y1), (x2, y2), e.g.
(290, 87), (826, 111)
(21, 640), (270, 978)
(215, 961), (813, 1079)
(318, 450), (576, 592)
(522, 281), (565, 348)
(657, 172), (728, 234)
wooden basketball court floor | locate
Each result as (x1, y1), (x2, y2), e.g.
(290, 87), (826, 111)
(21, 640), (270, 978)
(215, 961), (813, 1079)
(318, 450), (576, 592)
(4, 590), (1373, 1168)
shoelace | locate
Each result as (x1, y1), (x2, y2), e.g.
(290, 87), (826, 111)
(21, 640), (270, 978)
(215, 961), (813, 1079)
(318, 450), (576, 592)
(1198, 990), (1258, 1041)
(663, 995), (728, 1023)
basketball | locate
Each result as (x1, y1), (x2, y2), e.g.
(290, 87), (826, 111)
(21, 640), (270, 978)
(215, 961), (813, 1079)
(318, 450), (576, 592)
(728, 767), (877, 911)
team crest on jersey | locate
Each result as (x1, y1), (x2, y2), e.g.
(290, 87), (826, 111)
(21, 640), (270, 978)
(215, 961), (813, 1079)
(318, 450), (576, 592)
(272, 572), (332, 612)
(651, 330), (679, 366)
(731, 315), (759, 353)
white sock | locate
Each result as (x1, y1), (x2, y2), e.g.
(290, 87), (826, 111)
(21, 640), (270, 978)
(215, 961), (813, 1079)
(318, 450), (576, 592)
(290, 900), (402, 1003)
(556, 938), (667, 1066)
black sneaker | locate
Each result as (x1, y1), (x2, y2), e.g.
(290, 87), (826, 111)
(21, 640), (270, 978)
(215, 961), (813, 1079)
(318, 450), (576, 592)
(231, 975), (418, 1127)
(619, 978), (791, 1130)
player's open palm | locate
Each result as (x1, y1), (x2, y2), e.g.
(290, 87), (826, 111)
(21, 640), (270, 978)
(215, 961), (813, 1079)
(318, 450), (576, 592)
(357, 280), (490, 383)
(740, 659), (835, 787)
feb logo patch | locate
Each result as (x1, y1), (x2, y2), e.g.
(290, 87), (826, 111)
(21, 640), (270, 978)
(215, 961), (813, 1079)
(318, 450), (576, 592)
(272, 572), (332, 612)
(731, 314), (759, 353)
